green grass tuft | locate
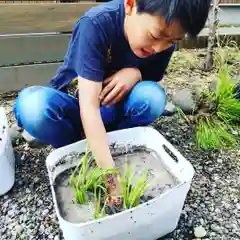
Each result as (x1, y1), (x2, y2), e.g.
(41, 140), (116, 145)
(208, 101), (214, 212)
(120, 166), (151, 209)
(69, 149), (152, 218)
(194, 60), (240, 150)
(196, 116), (237, 150)
(69, 148), (119, 205)
(175, 105), (191, 122)
(93, 187), (107, 220)
(215, 66), (240, 123)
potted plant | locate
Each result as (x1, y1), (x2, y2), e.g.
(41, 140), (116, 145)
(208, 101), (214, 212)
(46, 126), (194, 240)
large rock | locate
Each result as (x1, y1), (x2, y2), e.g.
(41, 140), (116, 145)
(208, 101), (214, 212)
(172, 88), (197, 114)
(162, 102), (176, 116)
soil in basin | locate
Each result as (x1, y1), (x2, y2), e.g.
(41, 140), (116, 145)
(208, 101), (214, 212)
(53, 147), (179, 223)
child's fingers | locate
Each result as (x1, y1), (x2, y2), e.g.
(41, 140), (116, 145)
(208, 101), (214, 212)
(103, 76), (113, 85)
(102, 85), (123, 105)
(108, 91), (125, 105)
(100, 81), (115, 100)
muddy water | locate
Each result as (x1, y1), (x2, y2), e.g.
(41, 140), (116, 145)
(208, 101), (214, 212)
(54, 149), (179, 224)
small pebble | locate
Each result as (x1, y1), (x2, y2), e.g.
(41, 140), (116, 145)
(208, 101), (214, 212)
(9, 124), (23, 146)
(48, 234), (54, 239)
(211, 224), (222, 233)
(194, 226), (207, 238)
(42, 209), (49, 216)
(15, 225), (23, 235)
(199, 218), (204, 225)
(217, 158), (223, 164)
(3, 201), (9, 209)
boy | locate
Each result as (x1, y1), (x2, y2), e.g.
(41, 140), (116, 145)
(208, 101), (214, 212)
(14, 0), (211, 205)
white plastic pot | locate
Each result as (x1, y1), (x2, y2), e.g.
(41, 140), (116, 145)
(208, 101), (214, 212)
(0, 107), (16, 196)
(46, 126), (195, 240)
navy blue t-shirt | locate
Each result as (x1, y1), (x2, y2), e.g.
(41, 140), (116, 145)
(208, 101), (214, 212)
(49, 0), (175, 92)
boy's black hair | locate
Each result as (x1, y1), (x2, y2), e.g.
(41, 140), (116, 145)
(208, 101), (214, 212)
(136, 0), (212, 37)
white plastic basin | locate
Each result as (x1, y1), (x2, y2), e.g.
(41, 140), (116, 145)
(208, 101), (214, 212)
(46, 126), (194, 240)
(0, 107), (15, 196)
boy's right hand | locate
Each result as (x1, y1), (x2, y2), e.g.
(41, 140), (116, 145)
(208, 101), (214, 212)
(106, 172), (122, 196)
(77, 76), (122, 199)
(105, 173), (123, 209)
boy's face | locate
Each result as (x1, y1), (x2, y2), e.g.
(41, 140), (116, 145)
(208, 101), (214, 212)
(124, 0), (185, 58)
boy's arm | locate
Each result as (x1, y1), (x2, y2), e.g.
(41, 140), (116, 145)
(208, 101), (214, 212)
(72, 17), (113, 166)
(139, 44), (175, 82)
(78, 77), (121, 197)
(69, 16), (121, 196)
(78, 78), (113, 168)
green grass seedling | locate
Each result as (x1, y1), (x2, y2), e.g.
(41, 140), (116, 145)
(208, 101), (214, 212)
(69, 148), (120, 205)
(195, 64), (240, 150)
(120, 166), (151, 209)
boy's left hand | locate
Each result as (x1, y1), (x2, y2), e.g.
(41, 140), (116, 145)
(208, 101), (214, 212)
(100, 68), (141, 105)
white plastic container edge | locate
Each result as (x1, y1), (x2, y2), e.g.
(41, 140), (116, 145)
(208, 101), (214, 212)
(0, 107), (16, 196)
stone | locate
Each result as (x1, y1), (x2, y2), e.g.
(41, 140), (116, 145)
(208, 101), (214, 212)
(25, 188), (31, 194)
(22, 130), (46, 148)
(211, 224), (222, 233)
(217, 158), (223, 164)
(194, 226), (207, 238)
(10, 123), (22, 132)
(21, 207), (27, 213)
(7, 209), (15, 217)
(233, 74), (240, 83)
(42, 209), (49, 216)
(199, 218), (205, 225)
(48, 234), (54, 239)
(209, 77), (218, 93)
(194, 87), (203, 101)
(3, 200), (9, 209)
(39, 224), (45, 233)
(236, 203), (240, 210)
(15, 225), (23, 235)
(172, 88), (197, 114)
(23, 215), (28, 223)
(9, 124), (23, 146)
(162, 102), (176, 116)
(33, 177), (40, 183)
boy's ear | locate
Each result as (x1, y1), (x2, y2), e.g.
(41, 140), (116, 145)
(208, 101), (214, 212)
(124, 0), (135, 15)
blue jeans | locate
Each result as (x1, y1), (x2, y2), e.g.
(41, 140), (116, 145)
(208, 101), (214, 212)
(14, 81), (166, 148)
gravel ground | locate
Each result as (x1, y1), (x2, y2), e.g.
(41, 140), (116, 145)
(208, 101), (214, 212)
(1, 49), (239, 240)
(155, 116), (240, 240)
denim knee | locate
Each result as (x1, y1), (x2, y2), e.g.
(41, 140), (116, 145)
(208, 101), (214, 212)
(14, 86), (52, 136)
(124, 81), (166, 125)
